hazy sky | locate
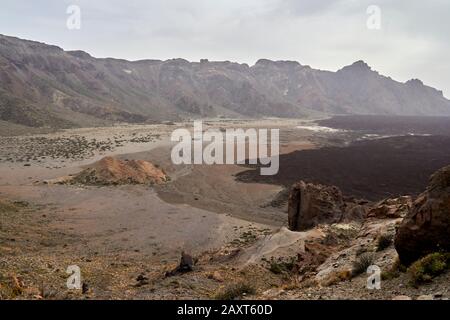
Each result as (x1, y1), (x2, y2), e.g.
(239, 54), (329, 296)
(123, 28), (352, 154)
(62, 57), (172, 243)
(1, 0), (449, 96)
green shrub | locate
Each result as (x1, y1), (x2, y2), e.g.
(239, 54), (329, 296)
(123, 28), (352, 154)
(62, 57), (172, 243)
(268, 257), (295, 275)
(213, 281), (256, 300)
(408, 252), (450, 286)
(352, 253), (375, 276)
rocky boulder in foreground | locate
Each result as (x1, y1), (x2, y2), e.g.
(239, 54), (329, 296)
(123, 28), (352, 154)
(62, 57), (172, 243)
(395, 165), (450, 265)
(287, 180), (411, 232)
(288, 181), (346, 231)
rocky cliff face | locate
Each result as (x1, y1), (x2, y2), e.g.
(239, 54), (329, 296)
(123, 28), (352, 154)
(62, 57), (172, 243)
(1, 34), (450, 128)
(287, 181), (370, 231)
(287, 165), (450, 269)
(395, 165), (450, 265)
(288, 181), (345, 231)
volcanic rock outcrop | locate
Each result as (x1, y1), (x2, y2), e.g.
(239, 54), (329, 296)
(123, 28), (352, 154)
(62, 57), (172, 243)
(367, 196), (412, 219)
(288, 181), (346, 231)
(395, 165), (450, 265)
(70, 156), (168, 186)
(287, 180), (404, 231)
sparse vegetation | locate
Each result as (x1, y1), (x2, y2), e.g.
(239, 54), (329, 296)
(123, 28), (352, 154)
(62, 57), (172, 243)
(0, 199), (27, 214)
(380, 270), (398, 281)
(268, 257), (296, 275)
(351, 253), (375, 276)
(239, 231), (257, 244)
(376, 233), (393, 251)
(322, 269), (352, 286)
(381, 257), (406, 280)
(407, 252), (450, 286)
(213, 281), (256, 300)
(355, 246), (367, 256)
(0, 200), (17, 214)
(0, 275), (24, 299)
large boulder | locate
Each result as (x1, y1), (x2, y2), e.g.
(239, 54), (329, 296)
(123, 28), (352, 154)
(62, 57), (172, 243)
(394, 165), (450, 265)
(288, 181), (345, 231)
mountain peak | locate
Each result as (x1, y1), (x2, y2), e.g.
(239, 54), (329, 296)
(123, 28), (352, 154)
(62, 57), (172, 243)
(352, 60), (370, 67)
(254, 59), (301, 68)
(339, 60), (372, 72)
(406, 78), (424, 86)
(67, 50), (92, 59)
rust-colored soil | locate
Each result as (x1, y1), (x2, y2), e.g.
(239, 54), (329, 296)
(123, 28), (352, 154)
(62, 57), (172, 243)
(71, 156), (168, 186)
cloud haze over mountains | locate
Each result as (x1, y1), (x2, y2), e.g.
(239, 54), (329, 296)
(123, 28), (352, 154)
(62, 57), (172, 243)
(1, 34), (449, 128)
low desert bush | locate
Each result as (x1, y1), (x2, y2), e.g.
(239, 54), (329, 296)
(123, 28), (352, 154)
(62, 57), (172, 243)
(0, 199), (19, 214)
(352, 253), (375, 276)
(408, 252), (450, 286)
(268, 257), (296, 275)
(376, 233), (393, 251)
(321, 269), (352, 287)
(381, 257), (404, 280)
(0, 274), (24, 299)
(213, 281), (256, 300)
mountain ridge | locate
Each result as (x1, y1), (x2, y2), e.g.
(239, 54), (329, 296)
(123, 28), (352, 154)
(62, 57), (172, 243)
(1, 34), (449, 128)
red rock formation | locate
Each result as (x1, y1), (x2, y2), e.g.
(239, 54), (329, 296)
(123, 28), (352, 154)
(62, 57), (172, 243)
(72, 156), (167, 185)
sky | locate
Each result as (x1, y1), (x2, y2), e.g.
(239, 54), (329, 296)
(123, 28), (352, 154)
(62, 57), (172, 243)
(1, 0), (449, 97)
